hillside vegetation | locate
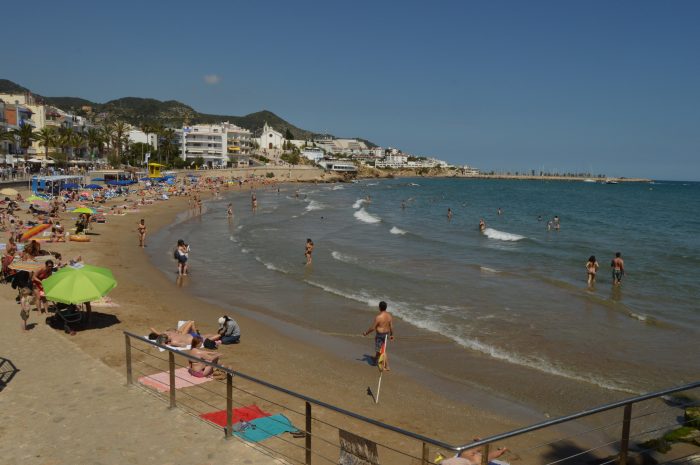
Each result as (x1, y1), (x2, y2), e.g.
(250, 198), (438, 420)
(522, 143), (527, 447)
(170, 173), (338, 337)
(0, 79), (370, 143)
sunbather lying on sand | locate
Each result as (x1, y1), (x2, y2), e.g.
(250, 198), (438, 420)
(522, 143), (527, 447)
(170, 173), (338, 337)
(148, 320), (218, 347)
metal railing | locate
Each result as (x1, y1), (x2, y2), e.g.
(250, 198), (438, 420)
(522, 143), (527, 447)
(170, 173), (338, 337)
(124, 331), (700, 465)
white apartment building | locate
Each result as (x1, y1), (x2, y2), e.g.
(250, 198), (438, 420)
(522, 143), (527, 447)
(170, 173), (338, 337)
(128, 129), (159, 149)
(225, 122), (253, 155)
(375, 154), (408, 168)
(179, 124), (227, 167)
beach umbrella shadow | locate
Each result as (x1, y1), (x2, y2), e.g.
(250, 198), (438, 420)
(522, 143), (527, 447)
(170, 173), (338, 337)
(46, 310), (121, 333)
(0, 357), (20, 392)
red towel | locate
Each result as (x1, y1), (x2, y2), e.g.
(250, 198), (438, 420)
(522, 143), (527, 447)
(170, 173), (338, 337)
(200, 405), (271, 427)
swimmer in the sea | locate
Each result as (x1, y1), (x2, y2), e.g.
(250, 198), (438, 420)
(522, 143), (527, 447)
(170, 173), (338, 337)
(305, 238), (314, 265)
(447, 208), (453, 221)
(479, 219), (486, 231)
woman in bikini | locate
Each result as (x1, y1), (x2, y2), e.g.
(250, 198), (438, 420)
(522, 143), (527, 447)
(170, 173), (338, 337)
(586, 255), (599, 286)
(137, 219), (147, 247)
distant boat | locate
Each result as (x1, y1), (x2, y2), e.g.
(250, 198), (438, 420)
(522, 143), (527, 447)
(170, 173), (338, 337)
(583, 178), (596, 183)
(605, 179), (619, 184)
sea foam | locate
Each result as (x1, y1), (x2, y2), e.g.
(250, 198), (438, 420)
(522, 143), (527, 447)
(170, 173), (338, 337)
(305, 200), (324, 212)
(482, 228), (525, 241)
(331, 251), (358, 264)
(352, 199), (365, 209)
(354, 208), (381, 224)
(390, 226), (407, 235)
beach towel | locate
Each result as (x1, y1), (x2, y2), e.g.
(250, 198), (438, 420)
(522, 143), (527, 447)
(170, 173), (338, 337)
(200, 405), (271, 427)
(138, 367), (212, 392)
(233, 414), (299, 442)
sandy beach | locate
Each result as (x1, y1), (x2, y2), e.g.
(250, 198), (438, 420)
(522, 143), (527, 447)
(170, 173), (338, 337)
(1, 179), (541, 463)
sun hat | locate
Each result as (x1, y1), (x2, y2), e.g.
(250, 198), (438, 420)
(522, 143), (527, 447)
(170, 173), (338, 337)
(218, 316), (226, 326)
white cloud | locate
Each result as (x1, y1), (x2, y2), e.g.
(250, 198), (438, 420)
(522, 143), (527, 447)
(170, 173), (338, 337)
(203, 74), (221, 85)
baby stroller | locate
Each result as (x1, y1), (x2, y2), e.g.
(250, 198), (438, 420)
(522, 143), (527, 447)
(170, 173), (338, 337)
(49, 303), (82, 334)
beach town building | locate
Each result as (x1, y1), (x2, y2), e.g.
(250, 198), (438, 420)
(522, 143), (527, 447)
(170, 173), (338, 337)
(256, 122), (284, 150)
(128, 129), (159, 149)
(178, 124), (228, 168)
(313, 137), (368, 155)
(301, 147), (324, 162)
(317, 159), (358, 173)
(225, 122), (253, 167)
(375, 154), (408, 168)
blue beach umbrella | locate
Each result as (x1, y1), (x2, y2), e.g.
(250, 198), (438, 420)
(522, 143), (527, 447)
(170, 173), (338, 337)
(64, 183), (80, 189)
(85, 184), (103, 190)
(91, 178), (105, 182)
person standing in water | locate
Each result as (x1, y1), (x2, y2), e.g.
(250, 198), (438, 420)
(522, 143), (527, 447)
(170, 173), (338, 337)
(611, 252), (625, 285)
(137, 219), (147, 248)
(586, 255), (599, 286)
(305, 238), (314, 265)
(479, 219), (486, 231)
(497, 207), (502, 215)
(447, 208), (453, 221)
(553, 215), (560, 230)
(251, 193), (257, 213)
(227, 203), (233, 218)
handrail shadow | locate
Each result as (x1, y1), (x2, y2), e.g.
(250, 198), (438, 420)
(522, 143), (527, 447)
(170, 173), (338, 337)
(0, 357), (20, 392)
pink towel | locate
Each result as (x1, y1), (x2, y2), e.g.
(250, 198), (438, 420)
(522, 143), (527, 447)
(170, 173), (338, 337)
(138, 367), (212, 392)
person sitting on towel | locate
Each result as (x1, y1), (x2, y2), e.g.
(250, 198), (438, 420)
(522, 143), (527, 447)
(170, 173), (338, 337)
(188, 345), (221, 378)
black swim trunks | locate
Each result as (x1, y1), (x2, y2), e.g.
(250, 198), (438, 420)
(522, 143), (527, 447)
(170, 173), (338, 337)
(375, 332), (390, 352)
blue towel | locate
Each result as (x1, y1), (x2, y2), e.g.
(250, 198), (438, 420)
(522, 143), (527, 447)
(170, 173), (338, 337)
(233, 414), (299, 443)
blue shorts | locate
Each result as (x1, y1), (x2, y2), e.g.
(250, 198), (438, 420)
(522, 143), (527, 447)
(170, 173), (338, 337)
(375, 333), (389, 352)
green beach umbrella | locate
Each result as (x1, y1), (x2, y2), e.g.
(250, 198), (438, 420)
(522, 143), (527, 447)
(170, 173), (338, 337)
(42, 264), (117, 304)
(72, 207), (95, 214)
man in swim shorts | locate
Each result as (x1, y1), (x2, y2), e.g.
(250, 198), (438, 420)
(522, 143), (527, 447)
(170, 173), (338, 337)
(611, 252), (625, 285)
(362, 301), (394, 370)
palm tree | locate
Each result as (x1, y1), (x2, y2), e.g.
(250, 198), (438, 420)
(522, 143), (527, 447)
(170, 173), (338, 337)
(58, 127), (74, 158)
(86, 128), (104, 160)
(11, 124), (36, 163)
(159, 128), (178, 166)
(69, 132), (85, 160)
(111, 120), (129, 162)
(35, 127), (57, 161)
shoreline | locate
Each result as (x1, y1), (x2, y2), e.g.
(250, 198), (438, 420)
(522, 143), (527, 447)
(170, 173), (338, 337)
(3, 180), (643, 462)
(4, 185), (529, 444)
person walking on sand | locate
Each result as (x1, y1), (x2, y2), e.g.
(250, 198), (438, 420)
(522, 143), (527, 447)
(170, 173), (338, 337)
(137, 219), (147, 247)
(611, 252), (625, 285)
(586, 255), (599, 286)
(305, 238), (314, 265)
(363, 301), (394, 370)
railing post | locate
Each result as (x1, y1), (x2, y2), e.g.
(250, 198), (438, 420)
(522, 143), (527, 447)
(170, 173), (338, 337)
(422, 442), (429, 465)
(124, 334), (132, 386)
(480, 444), (490, 465)
(168, 351), (176, 409)
(619, 404), (632, 465)
(225, 372), (233, 439)
(305, 401), (312, 465)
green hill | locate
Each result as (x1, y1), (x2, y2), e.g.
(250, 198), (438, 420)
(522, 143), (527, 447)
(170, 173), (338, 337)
(0, 78), (371, 143)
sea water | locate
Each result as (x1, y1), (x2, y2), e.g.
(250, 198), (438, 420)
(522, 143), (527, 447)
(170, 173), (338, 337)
(151, 178), (700, 413)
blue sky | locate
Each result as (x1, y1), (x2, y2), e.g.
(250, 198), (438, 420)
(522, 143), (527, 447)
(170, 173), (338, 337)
(3, 1), (699, 180)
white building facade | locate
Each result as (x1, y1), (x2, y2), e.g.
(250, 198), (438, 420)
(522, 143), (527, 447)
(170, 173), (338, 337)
(179, 124), (228, 167)
(257, 122), (284, 150)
